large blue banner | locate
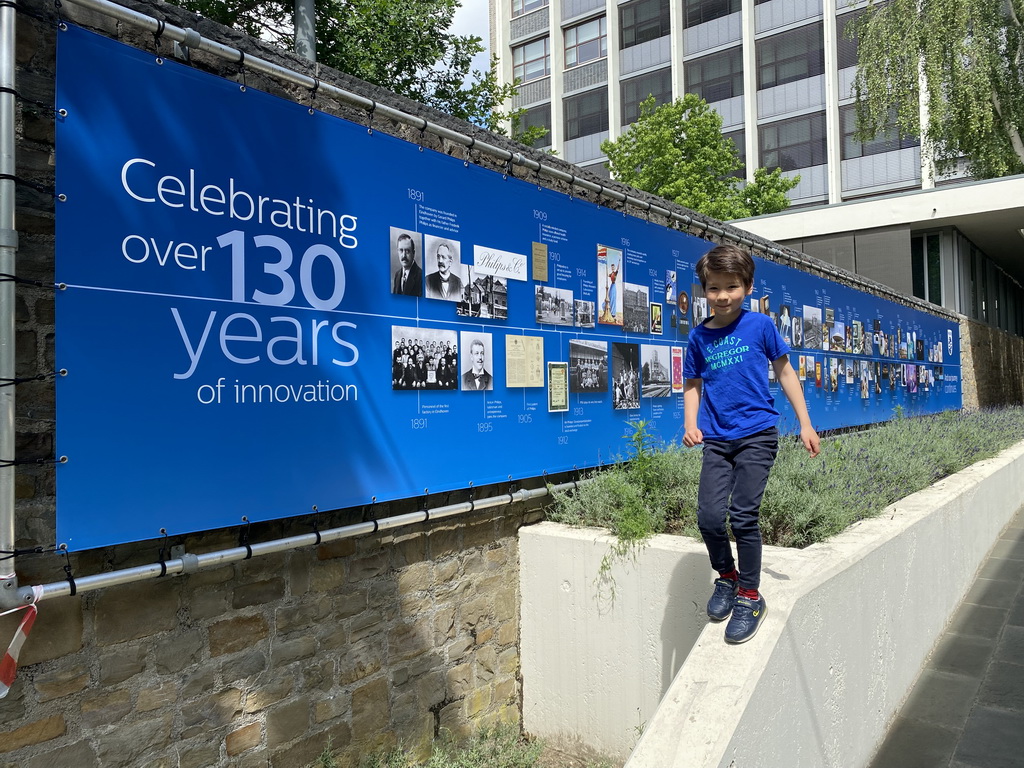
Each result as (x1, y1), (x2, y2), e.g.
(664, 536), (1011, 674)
(54, 26), (961, 550)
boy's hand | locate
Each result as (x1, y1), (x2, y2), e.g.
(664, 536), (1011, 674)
(801, 426), (821, 458)
(683, 427), (704, 447)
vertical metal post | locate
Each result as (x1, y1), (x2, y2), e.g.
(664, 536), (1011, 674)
(294, 0), (315, 63)
(0, 0), (18, 608)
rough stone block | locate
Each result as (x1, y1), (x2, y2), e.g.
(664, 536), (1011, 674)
(310, 559), (347, 592)
(265, 696), (310, 748)
(0, 714), (65, 753)
(93, 580), (179, 645)
(98, 644), (146, 685)
(337, 642), (383, 686)
(243, 679), (293, 714)
(397, 561), (433, 595)
(208, 615), (268, 657)
(316, 538), (356, 561)
(137, 682), (178, 713)
(80, 688), (132, 728)
(182, 688), (242, 739)
(233, 577), (285, 608)
(464, 686), (492, 718)
(23, 739), (98, 768)
(275, 598), (328, 633)
(33, 660), (89, 702)
(94, 714), (173, 766)
(446, 662), (472, 700)
(388, 620), (429, 664)
(178, 743), (220, 768)
(314, 693), (350, 724)
(270, 635), (316, 666)
(348, 551), (390, 582)
(152, 629), (203, 674)
(220, 649), (268, 683)
(226, 722), (262, 756)
(351, 677), (390, 743)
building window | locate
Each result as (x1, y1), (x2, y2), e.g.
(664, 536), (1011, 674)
(759, 112), (827, 171)
(911, 233), (942, 305)
(513, 38), (550, 83)
(683, 0), (740, 29)
(512, 0), (548, 18)
(565, 17), (607, 68)
(519, 104), (552, 149)
(564, 88), (609, 140)
(756, 23), (824, 90)
(836, 9), (868, 69)
(620, 0), (670, 49)
(840, 105), (919, 160)
(685, 47), (743, 103)
(621, 69), (673, 125)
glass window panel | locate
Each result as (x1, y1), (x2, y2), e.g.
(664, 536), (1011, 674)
(564, 88), (609, 140)
(683, 0), (741, 28)
(621, 68), (673, 124)
(620, 0), (670, 49)
(513, 0), (549, 16)
(685, 47), (743, 102)
(758, 112), (827, 171)
(513, 38), (550, 83)
(756, 23), (824, 89)
(565, 17), (607, 67)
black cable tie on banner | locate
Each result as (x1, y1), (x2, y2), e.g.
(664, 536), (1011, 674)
(60, 545), (76, 596)
(0, 86), (53, 112)
(153, 18), (165, 50)
(508, 475), (518, 497)
(0, 455), (66, 467)
(364, 496), (379, 534)
(366, 101), (376, 134)
(237, 49), (247, 90)
(308, 77), (319, 114)
(503, 157), (514, 179)
(0, 173), (56, 197)
(239, 516), (252, 559)
(310, 505), (321, 546)
(464, 136), (475, 166)
(421, 488), (430, 522)
(54, 0), (64, 28)
(417, 118), (427, 151)
(0, 273), (63, 289)
(466, 482), (475, 513)
(0, 370), (64, 387)
(157, 528), (169, 577)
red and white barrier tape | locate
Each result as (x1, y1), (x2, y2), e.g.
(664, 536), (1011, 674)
(0, 585), (43, 699)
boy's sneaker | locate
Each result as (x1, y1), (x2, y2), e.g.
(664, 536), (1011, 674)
(706, 578), (739, 621)
(725, 594), (767, 644)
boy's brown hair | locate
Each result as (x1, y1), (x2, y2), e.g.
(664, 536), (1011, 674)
(695, 244), (755, 289)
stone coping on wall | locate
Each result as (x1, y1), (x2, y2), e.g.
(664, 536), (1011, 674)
(520, 439), (1024, 766)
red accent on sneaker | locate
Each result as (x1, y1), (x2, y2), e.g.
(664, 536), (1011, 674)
(738, 587), (759, 600)
(719, 569), (739, 581)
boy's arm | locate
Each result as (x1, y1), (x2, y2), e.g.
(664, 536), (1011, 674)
(772, 355), (820, 457)
(683, 378), (703, 447)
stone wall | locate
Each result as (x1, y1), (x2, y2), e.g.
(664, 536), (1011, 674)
(960, 318), (1024, 409)
(2, 508), (533, 766)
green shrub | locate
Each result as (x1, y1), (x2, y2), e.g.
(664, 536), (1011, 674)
(549, 407), (1024, 549)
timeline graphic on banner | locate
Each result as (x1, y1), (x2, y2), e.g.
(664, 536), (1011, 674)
(53, 25), (961, 550)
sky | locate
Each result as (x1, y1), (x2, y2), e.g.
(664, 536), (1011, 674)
(451, 1), (492, 74)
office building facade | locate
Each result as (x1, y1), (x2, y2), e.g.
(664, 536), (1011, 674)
(490, 0), (1024, 336)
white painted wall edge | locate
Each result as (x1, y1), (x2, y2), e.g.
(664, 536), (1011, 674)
(624, 439), (1024, 768)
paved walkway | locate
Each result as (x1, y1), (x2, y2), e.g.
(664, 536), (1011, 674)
(867, 506), (1024, 768)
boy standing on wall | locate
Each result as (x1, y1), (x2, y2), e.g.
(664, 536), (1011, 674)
(683, 245), (820, 644)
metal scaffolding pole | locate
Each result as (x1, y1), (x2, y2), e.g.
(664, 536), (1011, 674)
(0, 0), (18, 611)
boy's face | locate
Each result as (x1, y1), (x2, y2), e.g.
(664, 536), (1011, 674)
(703, 270), (752, 326)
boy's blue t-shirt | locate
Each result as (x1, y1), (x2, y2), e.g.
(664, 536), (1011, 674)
(683, 309), (790, 440)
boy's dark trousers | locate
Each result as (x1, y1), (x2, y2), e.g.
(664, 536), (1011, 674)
(696, 427), (779, 592)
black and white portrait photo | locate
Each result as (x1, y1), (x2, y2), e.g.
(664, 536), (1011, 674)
(390, 227), (423, 297)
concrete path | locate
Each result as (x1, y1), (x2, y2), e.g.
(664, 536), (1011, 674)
(867, 506), (1024, 768)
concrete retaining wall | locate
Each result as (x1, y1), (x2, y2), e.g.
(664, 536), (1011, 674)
(520, 439), (1024, 766)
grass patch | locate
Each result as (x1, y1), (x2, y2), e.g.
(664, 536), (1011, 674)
(548, 407), (1024, 549)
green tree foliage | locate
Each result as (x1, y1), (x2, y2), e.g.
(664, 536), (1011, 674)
(853, 0), (1024, 178)
(601, 95), (798, 221)
(175, 0), (536, 135)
